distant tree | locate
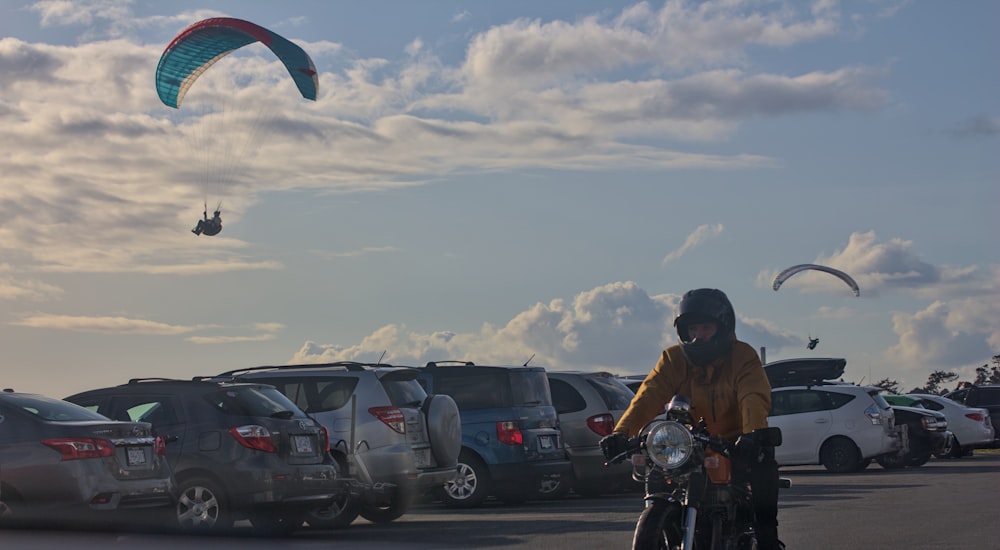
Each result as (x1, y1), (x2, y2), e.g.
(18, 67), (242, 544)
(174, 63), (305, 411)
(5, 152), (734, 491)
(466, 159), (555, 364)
(974, 358), (1000, 385)
(872, 378), (901, 394)
(912, 370), (960, 395)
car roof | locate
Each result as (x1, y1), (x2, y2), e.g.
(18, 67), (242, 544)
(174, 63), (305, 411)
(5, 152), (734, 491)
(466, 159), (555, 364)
(419, 361), (547, 372)
(214, 362), (418, 379)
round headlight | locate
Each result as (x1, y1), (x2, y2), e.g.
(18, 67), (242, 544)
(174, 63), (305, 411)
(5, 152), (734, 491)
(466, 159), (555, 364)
(646, 421), (694, 469)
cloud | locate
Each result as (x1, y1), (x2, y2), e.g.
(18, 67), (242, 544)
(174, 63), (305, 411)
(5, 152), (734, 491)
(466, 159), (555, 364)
(11, 313), (200, 335)
(662, 223), (724, 267)
(289, 280), (802, 372)
(310, 246), (399, 259)
(0, 277), (63, 301)
(885, 298), (1000, 377)
(949, 114), (1000, 139)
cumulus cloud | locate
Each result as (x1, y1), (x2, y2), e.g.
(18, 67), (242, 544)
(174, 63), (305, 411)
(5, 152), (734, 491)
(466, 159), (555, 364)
(662, 223), (724, 267)
(949, 114), (1000, 139)
(289, 280), (802, 372)
(886, 297), (1000, 377)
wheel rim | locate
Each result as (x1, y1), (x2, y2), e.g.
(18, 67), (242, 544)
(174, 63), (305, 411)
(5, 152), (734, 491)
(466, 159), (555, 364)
(443, 462), (478, 500)
(177, 485), (220, 529)
(538, 474), (563, 495)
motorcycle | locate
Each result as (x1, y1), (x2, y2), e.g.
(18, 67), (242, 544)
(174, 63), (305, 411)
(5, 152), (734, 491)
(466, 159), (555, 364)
(605, 395), (788, 550)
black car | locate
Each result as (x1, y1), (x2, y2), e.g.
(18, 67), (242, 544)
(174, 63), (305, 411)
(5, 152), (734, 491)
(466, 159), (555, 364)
(944, 384), (1000, 448)
(0, 390), (175, 527)
(875, 405), (950, 469)
(65, 379), (348, 534)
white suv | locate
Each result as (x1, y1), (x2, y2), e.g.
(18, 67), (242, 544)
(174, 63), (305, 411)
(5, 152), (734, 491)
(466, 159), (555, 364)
(765, 358), (900, 473)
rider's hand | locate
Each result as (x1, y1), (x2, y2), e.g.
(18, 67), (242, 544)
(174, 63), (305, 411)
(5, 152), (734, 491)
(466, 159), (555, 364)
(735, 434), (761, 464)
(600, 433), (629, 461)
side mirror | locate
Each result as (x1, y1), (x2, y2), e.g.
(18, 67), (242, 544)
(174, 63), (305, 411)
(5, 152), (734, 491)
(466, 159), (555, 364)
(752, 426), (782, 447)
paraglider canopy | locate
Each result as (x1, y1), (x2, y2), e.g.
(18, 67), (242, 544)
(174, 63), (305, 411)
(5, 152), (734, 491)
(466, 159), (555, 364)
(772, 264), (860, 297)
(155, 17), (319, 109)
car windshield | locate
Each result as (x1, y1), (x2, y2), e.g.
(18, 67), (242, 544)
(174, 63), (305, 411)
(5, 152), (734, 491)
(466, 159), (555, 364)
(586, 375), (635, 410)
(7, 393), (110, 422)
(205, 386), (307, 418)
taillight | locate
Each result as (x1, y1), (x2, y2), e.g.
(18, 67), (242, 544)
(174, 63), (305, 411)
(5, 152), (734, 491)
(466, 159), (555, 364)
(864, 404), (883, 425)
(320, 425), (331, 452)
(497, 421), (523, 445)
(229, 425), (277, 452)
(966, 412), (986, 422)
(369, 407), (405, 434)
(42, 438), (115, 460)
(154, 436), (167, 456)
(587, 413), (615, 436)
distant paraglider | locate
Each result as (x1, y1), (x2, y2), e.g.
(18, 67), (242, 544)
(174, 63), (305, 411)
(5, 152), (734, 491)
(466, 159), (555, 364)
(155, 17), (319, 109)
(772, 263), (860, 297)
(807, 336), (819, 350)
(192, 202), (222, 236)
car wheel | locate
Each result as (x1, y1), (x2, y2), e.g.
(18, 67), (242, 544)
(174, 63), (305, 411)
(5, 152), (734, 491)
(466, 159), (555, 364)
(436, 450), (490, 508)
(908, 451), (932, 467)
(875, 451), (909, 469)
(423, 394), (462, 468)
(943, 434), (964, 459)
(305, 491), (360, 529)
(359, 486), (413, 524)
(537, 473), (572, 500)
(819, 437), (862, 473)
(175, 476), (232, 533)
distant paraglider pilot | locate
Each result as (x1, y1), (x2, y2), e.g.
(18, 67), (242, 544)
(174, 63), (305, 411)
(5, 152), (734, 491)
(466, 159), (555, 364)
(192, 205), (222, 236)
(807, 336), (819, 350)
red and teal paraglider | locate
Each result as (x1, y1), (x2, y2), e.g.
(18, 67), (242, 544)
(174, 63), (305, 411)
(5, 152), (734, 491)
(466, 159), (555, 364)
(155, 17), (318, 109)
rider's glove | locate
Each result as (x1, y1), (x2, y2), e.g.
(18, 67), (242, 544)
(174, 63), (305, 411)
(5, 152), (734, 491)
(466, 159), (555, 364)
(600, 433), (629, 461)
(735, 434), (762, 465)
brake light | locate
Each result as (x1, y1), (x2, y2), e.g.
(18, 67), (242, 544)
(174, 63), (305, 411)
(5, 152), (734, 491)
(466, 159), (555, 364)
(587, 413), (615, 436)
(966, 412), (986, 422)
(42, 438), (115, 460)
(320, 425), (331, 452)
(497, 421), (523, 445)
(864, 404), (884, 425)
(154, 436), (167, 456)
(369, 407), (405, 434)
(229, 425), (277, 452)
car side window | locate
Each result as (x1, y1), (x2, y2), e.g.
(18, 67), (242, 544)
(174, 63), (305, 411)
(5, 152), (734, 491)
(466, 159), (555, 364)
(549, 379), (586, 414)
(823, 391), (855, 410)
(770, 389), (827, 417)
(114, 396), (179, 427)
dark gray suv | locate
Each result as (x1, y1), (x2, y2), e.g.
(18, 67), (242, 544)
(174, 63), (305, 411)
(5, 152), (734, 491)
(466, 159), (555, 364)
(65, 379), (348, 535)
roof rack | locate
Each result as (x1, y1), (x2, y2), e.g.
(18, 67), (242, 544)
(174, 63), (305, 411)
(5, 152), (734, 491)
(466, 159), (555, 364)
(216, 361), (388, 378)
(126, 377), (192, 385)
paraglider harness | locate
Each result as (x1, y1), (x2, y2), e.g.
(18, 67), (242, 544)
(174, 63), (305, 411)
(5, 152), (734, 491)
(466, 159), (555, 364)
(192, 202), (222, 236)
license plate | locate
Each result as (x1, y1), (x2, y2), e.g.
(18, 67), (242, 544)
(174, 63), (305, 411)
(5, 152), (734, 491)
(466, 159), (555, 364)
(292, 435), (314, 454)
(539, 435), (553, 450)
(126, 447), (146, 466)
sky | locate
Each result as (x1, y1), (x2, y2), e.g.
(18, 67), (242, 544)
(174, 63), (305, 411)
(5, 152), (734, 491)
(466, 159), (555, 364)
(0, 0), (997, 399)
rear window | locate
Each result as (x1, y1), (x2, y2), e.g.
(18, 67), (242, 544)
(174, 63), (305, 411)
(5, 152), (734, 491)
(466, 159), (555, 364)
(381, 377), (428, 408)
(5, 394), (109, 422)
(975, 387), (1000, 406)
(204, 386), (307, 418)
(435, 371), (510, 410)
(509, 371), (552, 407)
(250, 377), (360, 413)
(586, 376), (634, 411)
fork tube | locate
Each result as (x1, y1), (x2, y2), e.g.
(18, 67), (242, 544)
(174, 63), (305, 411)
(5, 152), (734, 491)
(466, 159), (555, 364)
(682, 507), (697, 550)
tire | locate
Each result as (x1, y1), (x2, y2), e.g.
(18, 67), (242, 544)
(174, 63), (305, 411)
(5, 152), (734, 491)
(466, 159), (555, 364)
(424, 394), (462, 468)
(875, 451), (909, 470)
(436, 450), (490, 508)
(305, 491), (361, 529)
(819, 437), (862, 473)
(632, 499), (681, 550)
(175, 476), (232, 533)
(359, 485), (413, 524)
(537, 473), (572, 500)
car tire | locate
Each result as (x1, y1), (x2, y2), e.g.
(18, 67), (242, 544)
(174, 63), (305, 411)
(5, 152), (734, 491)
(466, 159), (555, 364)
(305, 491), (361, 529)
(875, 451), (910, 469)
(424, 394), (461, 468)
(436, 450), (490, 508)
(175, 476), (232, 533)
(359, 485), (413, 523)
(537, 473), (572, 500)
(819, 437), (862, 473)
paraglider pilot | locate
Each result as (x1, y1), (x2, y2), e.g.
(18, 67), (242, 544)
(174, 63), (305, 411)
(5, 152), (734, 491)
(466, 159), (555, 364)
(192, 206), (222, 236)
(807, 336), (819, 350)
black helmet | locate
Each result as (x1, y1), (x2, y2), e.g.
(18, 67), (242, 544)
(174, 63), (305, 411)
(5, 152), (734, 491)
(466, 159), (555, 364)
(673, 288), (736, 367)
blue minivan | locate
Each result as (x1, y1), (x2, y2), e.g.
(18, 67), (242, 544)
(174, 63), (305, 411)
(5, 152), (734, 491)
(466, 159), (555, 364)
(414, 361), (572, 507)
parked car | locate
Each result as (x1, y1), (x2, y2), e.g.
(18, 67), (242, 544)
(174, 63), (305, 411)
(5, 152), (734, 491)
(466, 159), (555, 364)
(765, 358), (900, 473)
(874, 402), (950, 469)
(413, 361), (573, 507)
(0, 389), (175, 527)
(944, 384), (1000, 448)
(883, 394), (994, 458)
(65, 379), (348, 535)
(212, 362), (461, 528)
(619, 374), (646, 394)
(543, 371), (635, 498)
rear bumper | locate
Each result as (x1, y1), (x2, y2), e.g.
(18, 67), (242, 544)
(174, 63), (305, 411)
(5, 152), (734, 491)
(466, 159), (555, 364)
(488, 459), (573, 490)
(229, 462), (349, 511)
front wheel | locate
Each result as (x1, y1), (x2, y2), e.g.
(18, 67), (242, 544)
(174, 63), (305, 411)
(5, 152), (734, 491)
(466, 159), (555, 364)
(359, 486), (413, 523)
(632, 499), (682, 550)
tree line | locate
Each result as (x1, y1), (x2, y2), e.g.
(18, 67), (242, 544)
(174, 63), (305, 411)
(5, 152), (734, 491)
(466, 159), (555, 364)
(872, 354), (1000, 395)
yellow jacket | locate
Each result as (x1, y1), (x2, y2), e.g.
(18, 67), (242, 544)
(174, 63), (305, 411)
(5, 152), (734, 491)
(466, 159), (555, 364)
(614, 341), (772, 442)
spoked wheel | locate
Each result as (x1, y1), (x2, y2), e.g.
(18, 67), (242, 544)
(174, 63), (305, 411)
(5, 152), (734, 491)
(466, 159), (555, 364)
(633, 499), (682, 550)
(537, 473), (572, 500)
(436, 450), (490, 508)
(175, 477), (232, 533)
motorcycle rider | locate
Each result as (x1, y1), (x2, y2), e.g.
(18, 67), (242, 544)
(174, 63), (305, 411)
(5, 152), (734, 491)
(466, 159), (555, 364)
(601, 288), (783, 550)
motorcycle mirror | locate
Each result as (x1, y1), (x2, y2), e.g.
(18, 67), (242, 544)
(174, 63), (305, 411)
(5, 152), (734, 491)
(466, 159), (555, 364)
(753, 426), (783, 447)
